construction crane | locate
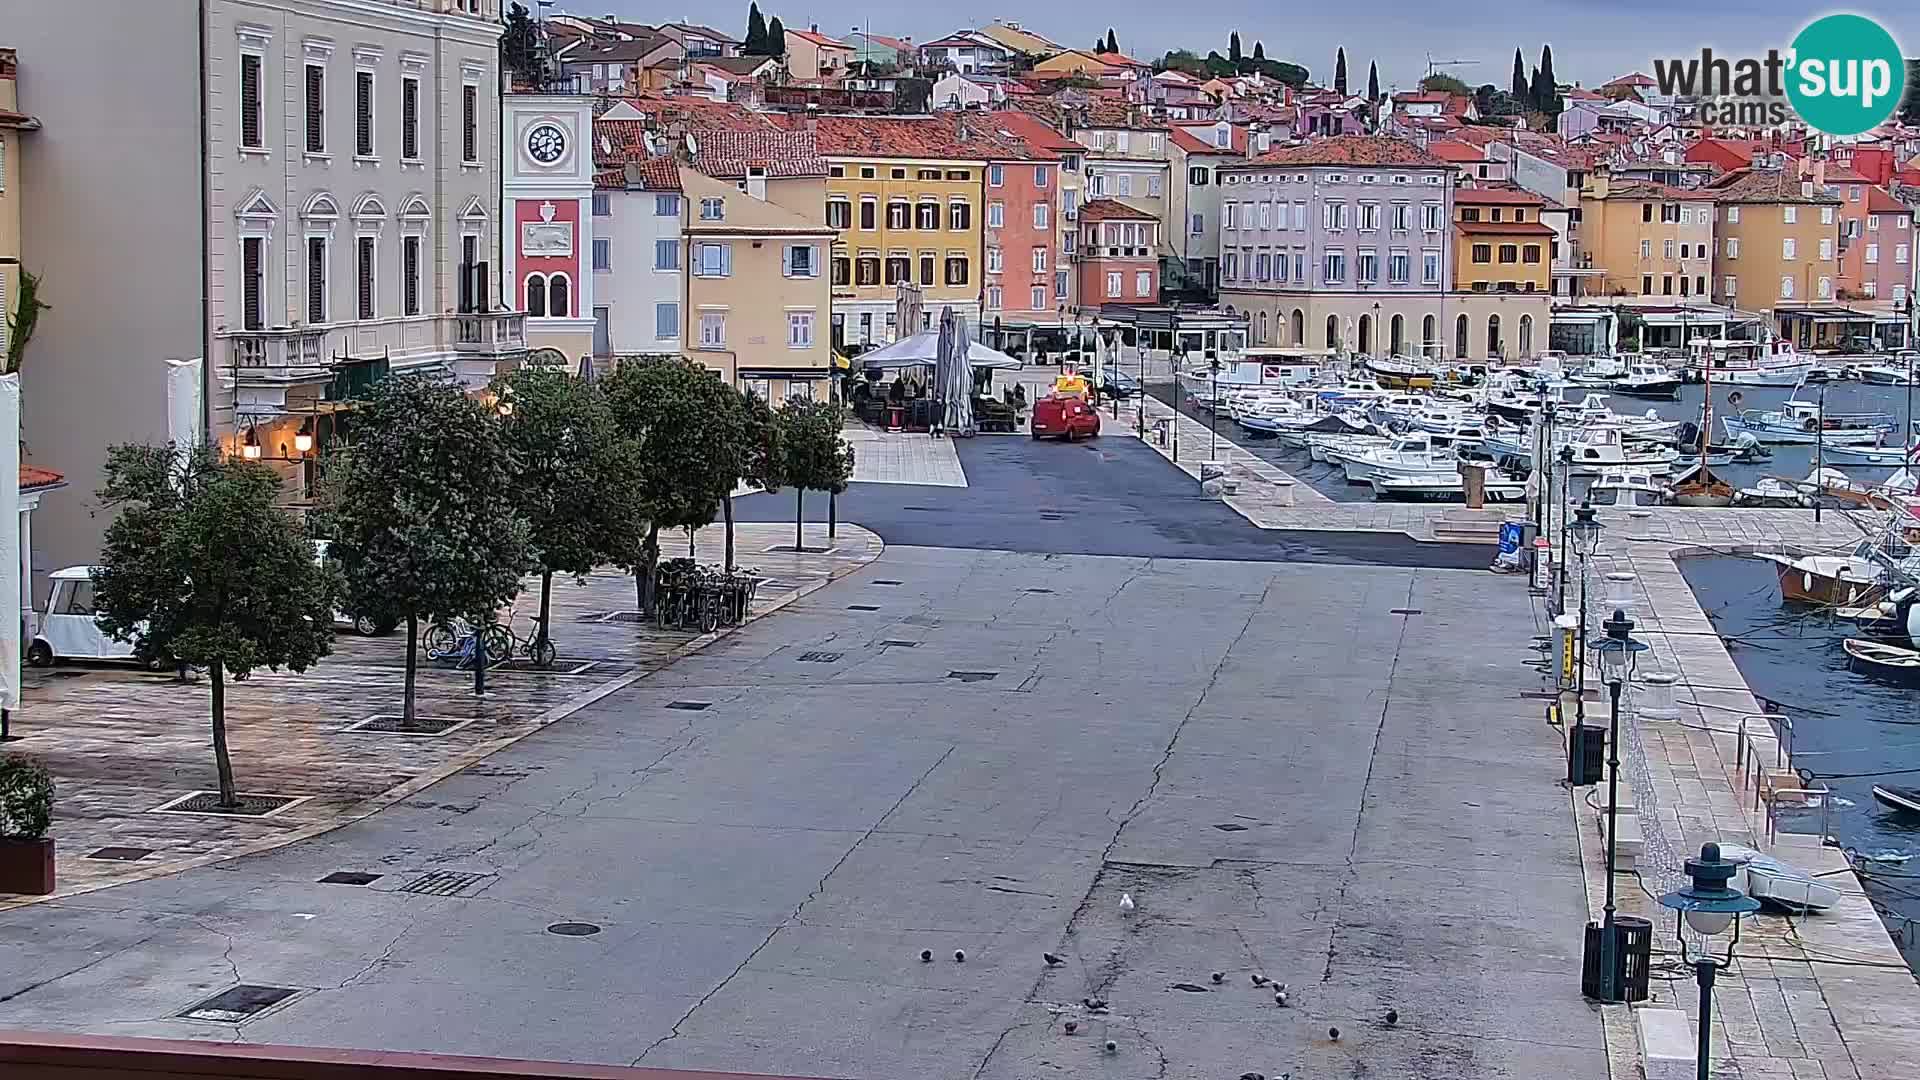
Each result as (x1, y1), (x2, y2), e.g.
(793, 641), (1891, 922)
(1425, 52), (1479, 80)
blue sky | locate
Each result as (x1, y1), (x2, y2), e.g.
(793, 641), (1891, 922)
(570, 2), (1917, 94)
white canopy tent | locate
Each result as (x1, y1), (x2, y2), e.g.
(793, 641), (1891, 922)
(856, 331), (1024, 371)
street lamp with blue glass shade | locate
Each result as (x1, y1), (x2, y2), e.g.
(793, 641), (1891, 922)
(1659, 842), (1762, 1080)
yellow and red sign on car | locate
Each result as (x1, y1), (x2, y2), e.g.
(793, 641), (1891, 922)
(1052, 373), (1090, 398)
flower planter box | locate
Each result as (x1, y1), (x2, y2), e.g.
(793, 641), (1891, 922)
(0, 837), (55, 895)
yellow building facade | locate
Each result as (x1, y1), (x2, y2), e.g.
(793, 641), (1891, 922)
(1575, 173), (1716, 303)
(0, 48), (40, 362)
(1706, 168), (1842, 317)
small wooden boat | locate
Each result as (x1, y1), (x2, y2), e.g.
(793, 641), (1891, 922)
(1844, 637), (1920, 681)
(1666, 462), (1735, 507)
(1871, 783), (1920, 814)
(1762, 547), (1886, 606)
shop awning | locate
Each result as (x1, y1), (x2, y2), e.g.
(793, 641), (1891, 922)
(857, 332), (1024, 370)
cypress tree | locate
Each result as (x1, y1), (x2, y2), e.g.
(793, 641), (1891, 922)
(1537, 44), (1560, 116)
(1253, 41), (1265, 62)
(1229, 32), (1241, 63)
(1334, 47), (1347, 95)
(1367, 61), (1380, 128)
(767, 15), (786, 58)
(744, 3), (766, 55)
(1510, 48), (1527, 102)
(1106, 29), (1119, 54)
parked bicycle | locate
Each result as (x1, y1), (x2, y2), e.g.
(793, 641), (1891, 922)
(424, 615), (512, 666)
(653, 559), (760, 632)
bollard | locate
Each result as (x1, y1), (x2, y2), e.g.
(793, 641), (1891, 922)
(1638, 671), (1678, 719)
(1273, 478), (1296, 507)
(472, 627), (488, 697)
(1605, 572), (1638, 615)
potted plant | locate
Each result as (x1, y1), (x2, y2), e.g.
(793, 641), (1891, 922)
(0, 754), (55, 895)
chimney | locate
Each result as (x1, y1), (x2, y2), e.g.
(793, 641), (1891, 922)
(1245, 122), (1262, 160)
(810, 23), (818, 33)
(746, 165), (768, 201)
(603, 13), (617, 23)
(806, 101), (819, 133)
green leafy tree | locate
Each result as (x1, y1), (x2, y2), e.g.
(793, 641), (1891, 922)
(1252, 41), (1264, 62)
(1154, 50), (1203, 75)
(603, 358), (723, 613)
(500, 2), (548, 87)
(715, 383), (785, 573)
(1903, 60), (1920, 125)
(93, 444), (337, 808)
(493, 368), (647, 660)
(328, 375), (529, 724)
(1105, 29), (1118, 55)
(5, 269), (48, 375)
(1511, 48), (1528, 102)
(1421, 72), (1470, 96)
(776, 399), (854, 553)
(1228, 32), (1241, 64)
(766, 16), (787, 58)
(0, 755), (53, 840)
(744, 3), (768, 54)
(1334, 47), (1347, 95)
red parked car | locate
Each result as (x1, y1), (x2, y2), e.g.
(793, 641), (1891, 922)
(1030, 394), (1100, 441)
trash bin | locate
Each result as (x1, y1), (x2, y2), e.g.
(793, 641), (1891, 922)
(1154, 418), (1172, 447)
(1459, 462), (1487, 508)
(1581, 916), (1653, 1003)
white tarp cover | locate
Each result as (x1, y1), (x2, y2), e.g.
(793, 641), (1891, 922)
(934, 308), (975, 436)
(857, 331), (1023, 370)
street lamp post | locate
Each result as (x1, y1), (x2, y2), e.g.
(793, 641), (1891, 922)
(1557, 442), (1573, 614)
(1658, 844), (1762, 1080)
(1208, 356), (1223, 460)
(1587, 609), (1648, 1001)
(1567, 500), (1603, 783)
(1814, 381), (1827, 524)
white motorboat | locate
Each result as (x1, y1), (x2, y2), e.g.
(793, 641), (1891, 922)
(1339, 434), (1462, 483)
(1586, 467), (1667, 508)
(1734, 476), (1812, 508)
(1611, 358), (1684, 400)
(1563, 427), (1678, 474)
(1369, 472), (1527, 502)
(1721, 398), (1895, 445)
(1719, 845), (1842, 914)
(1276, 411), (1373, 450)
(1689, 337), (1815, 387)
(1181, 353), (1331, 405)
(1364, 354), (1439, 390)
(1567, 354), (1627, 387)
(1817, 441), (1912, 466)
(1854, 362), (1917, 386)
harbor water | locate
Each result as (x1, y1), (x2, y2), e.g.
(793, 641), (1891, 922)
(1680, 554), (1920, 970)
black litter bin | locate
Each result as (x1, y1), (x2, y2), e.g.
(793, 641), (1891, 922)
(1581, 916), (1653, 1002)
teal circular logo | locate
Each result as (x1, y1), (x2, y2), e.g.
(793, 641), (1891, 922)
(1786, 14), (1906, 136)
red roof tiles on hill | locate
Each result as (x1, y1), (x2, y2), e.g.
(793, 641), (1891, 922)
(1866, 186), (1911, 215)
(693, 129), (827, 178)
(1426, 140), (1486, 163)
(19, 465), (64, 491)
(1077, 198), (1157, 222)
(1235, 135), (1449, 169)
(1708, 167), (1842, 205)
(797, 113), (1036, 160)
(1455, 220), (1557, 236)
(1454, 187), (1548, 205)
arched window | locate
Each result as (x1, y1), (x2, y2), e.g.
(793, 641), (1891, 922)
(1292, 308), (1305, 345)
(1487, 314), (1503, 358)
(525, 273), (547, 317)
(1422, 314), (1437, 348)
(1519, 314), (1534, 356)
(1357, 313), (1372, 356)
(1325, 314), (1340, 349)
(1454, 313), (1468, 358)
(1258, 311), (1269, 344)
(548, 273), (571, 318)
(1389, 314), (1405, 356)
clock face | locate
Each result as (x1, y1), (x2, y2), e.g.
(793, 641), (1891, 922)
(527, 123), (566, 164)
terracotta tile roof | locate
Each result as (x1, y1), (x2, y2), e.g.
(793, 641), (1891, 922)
(593, 156), (682, 191)
(1708, 167), (1842, 205)
(1454, 187), (1548, 205)
(566, 34), (672, 65)
(797, 113), (1035, 160)
(1600, 177), (1711, 201)
(604, 95), (784, 134)
(1092, 51), (1145, 67)
(1866, 186), (1911, 215)
(1604, 72), (1656, 88)
(854, 32), (913, 51)
(1077, 198), (1156, 222)
(661, 22), (741, 45)
(1395, 91), (1451, 104)
(1011, 94), (1161, 131)
(787, 28), (850, 48)
(19, 465), (65, 491)
(1454, 220), (1557, 236)
(0, 107), (39, 130)
(1234, 135), (1450, 169)
(692, 129), (827, 178)
(1427, 140), (1486, 163)
(1824, 165), (1873, 184)
(1168, 124), (1245, 156)
(697, 55), (777, 77)
(986, 109), (1074, 158)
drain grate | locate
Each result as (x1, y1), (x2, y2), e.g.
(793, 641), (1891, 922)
(1037, 512), (1065, 521)
(345, 715), (471, 737)
(399, 870), (495, 897)
(947, 670), (998, 683)
(666, 701), (711, 711)
(1025, 587), (1054, 594)
(178, 984), (301, 1023)
(847, 604), (880, 611)
(872, 579), (904, 586)
(1389, 608), (1423, 615)
(547, 922), (602, 937)
(1212, 823), (1249, 832)
(150, 792), (303, 818)
(879, 640), (918, 648)
(86, 846), (154, 862)
(796, 651), (843, 663)
(319, 871), (382, 886)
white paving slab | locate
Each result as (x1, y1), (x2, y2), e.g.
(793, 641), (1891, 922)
(843, 425), (968, 487)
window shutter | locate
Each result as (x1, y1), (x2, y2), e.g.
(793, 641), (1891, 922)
(240, 54), (262, 148)
(307, 238), (326, 323)
(303, 66), (325, 153)
(404, 236), (420, 315)
(242, 237), (264, 330)
(358, 236), (375, 318)
(402, 78), (419, 159)
(462, 85), (478, 162)
(355, 71), (373, 156)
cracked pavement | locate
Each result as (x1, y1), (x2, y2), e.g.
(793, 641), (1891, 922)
(0, 437), (1601, 1078)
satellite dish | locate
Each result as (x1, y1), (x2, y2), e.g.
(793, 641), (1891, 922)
(684, 132), (699, 157)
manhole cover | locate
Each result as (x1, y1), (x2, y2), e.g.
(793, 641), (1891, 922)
(178, 984), (301, 1023)
(872, 579), (904, 586)
(1212, 823), (1249, 832)
(1026, 588), (1054, 594)
(547, 922), (602, 937)
(1170, 983), (1211, 993)
(796, 651), (843, 663)
(86, 846), (154, 861)
(346, 715), (469, 737)
(399, 870), (495, 897)
(666, 701), (711, 711)
(1389, 608), (1423, 615)
(151, 792), (301, 817)
(605, 611), (652, 623)
(947, 671), (998, 683)
(879, 640), (918, 648)
(1038, 513), (1065, 521)
(319, 871), (382, 886)
(848, 604), (880, 611)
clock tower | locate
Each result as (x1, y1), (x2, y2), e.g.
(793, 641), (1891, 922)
(502, 92), (596, 365)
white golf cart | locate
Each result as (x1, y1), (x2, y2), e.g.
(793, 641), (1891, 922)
(26, 566), (154, 668)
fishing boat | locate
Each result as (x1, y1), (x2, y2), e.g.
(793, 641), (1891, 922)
(1871, 783), (1920, 813)
(1818, 440), (1913, 467)
(1567, 354), (1627, 388)
(1760, 541), (1890, 606)
(1368, 472), (1527, 502)
(1845, 637), (1920, 682)
(1667, 461), (1736, 506)
(1733, 477), (1811, 508)
(1688, 336), (1814, 387)
(1854, 362), (1917, 386)
(1562, 427), (1678, 474)
(1339, 433), (1464, 484)
(1801, 466), (1895, 510)
(1721, 398), (1895, 445)
(1586, 467), (1666, 508)
(1612, 357), (1684, 400)
(1277, 412), (1374, 451)
(1364, 354), (1438, 390)
(1719, 845), (1842, 914)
